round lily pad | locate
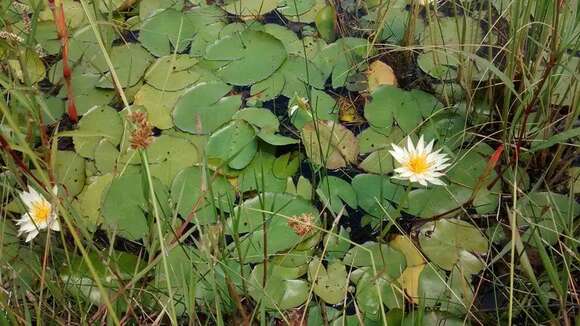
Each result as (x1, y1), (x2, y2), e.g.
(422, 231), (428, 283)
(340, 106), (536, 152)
(418, 218), (488, 274)
(139, 8), (197, 57)
(72, 106), (123, 159)
(173, 81), (242, 134)
(144, 55), (203, 91)
(204, 30), (287, 85)
(101, 173), (170, 241)
(308, 257), (348, 304)
(206, 120), (258, 170)
(170, 166), (235, 224)
(96, 43), (154, 89)
(301, 120), (359, 169)
(55, 150), (86, 197)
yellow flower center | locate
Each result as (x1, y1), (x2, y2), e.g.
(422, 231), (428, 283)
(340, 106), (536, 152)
(407, 155), (430, 174)
(31, 201), (51, 223)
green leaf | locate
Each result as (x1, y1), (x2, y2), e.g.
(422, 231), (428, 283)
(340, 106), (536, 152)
(101, 173), (170, 240)
(144, 55), (209, 91)
(343, 241), (406, 279)
(418, 219), (488, 274)
(72, 106), (123, 159)
(77, 173), (114, 230)
(238, 151), (287, 193)
(352, 174), (403, 217)
(233, 107), (279, 132)
(139, 9), (198, 57)
(204, 30), (287, 86)
(171, 166), (235, 224)
(173, 81), (242, 134)
(364, 85), (442, 133)
(206, 120), (258, 170)
(316, 176), (357, 214)
(248, 264), (310, 309)
(308, 257), (348, 304)
(96, 44), (154, 89)
(222, 0), (278, 17)
(55, 150), (86, 197)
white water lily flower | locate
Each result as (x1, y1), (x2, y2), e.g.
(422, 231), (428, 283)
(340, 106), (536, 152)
(15, 185), (60, 242)
(389, 136), (450, 186)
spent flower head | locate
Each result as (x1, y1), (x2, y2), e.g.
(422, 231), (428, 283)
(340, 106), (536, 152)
(15, 185), (60, 242)
(389, 136), (450, 186)
(288, 213), (315, 236)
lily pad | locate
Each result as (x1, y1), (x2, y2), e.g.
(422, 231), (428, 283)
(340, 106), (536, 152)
(55, 150), (86, 197)
(418, 219), (488, 274)
(222, 0), (278, 17)
(316, 176), (357, 214)
(96, 43), (154, 89)
(352, 174), (403, 217)
(204, 30), (287, 85)
(301, 120), (359, 169)
(77, 174), (114, 230)
(72, 106), (123, 159)
(134, 85), (185, 129)
(101, 173), (170, 241)
(139, 8), (197, 57)
(206, 120), (258, 170)
(308, 257), (348, 304)
(364, 85), (442, 133)
(248, 263), (310, 310)
(144, 55), (207, 91)
(173, 81), (242, 134)
(518, 192), (580, 246)
(238, 151), (288, 193)
(171, 166), (235, 224)
(343, 241), (406, 279)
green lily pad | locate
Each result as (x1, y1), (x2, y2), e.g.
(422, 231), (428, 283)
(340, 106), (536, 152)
(289, 89), (338, 129)
(233, 107), (279, 132)
(55, 150), (86, 197)
(358, 126), (403, 154)
(316, 176), (357, 214)
(171, 166), (235, 224)
(222, 0), (278, 17)
(238, 151), (288, 193)
(343, 241), (406, 279)
(421, 111), (468, 150)
(101, 173), (170, 240)
(301, 120), (359, 169)
(8, 50), (45, 84)
(146, 135), (201, 186)
(204, 30), (287, 86)
(96, 44), (154, 89)
(406, 185), (471, 218)
(364, 85), (442, 133)
(354, 267), (405, 314)
(227, 193), (320, 261)
(134, 84), (185, 129)
(94, 140), (123, 174)
(248, 263), (310, 310)
(418, 16), (493, 80)
(60, 251), (143, 307)
(324, 226), (350, 260)
(352, 174), (403, 217)
(173, 81), (242, 134)
(277, 0), (326, 23)
(77, 174), (114, 231)
(206, 120), (258, 170)
(56, 72), (115, 115)
(308, 257), (348, 304)
(144, 55), (206, 91)
(518, 192), (580, 246)
(418, 219), (488, 274)
(72, 106), (123, 159)
(68, 24), (115, 64)
(139, 8), (198, 57)
(314, 37), (371, 88)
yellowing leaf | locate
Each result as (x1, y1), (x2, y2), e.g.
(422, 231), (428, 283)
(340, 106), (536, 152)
(367, 60), (397, 93)
(390, 235), (425, 267)
(301, 120), (359, 169)
(397, 264), (425, 304)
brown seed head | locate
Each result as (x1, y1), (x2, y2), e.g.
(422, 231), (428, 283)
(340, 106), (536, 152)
(129, 111), (153, 150)
(288, 213), (315, 237)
